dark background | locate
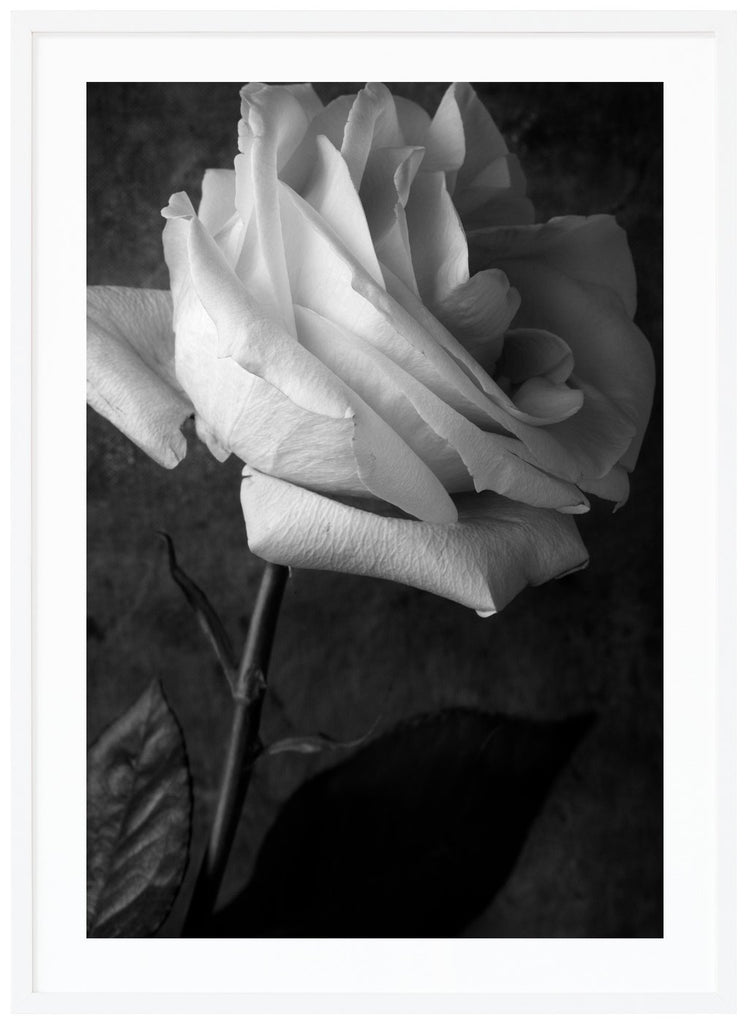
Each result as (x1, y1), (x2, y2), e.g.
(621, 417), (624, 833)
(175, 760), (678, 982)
(87, 82), (662, 937)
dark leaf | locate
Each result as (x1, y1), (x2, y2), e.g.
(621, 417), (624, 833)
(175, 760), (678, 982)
(87, 679), (192, 937)
(211, 707), (593, 938)
(158, 531), (237, 686)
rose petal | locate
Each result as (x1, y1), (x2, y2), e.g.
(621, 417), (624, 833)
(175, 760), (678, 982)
(86, 286), (192, 468)
(181, 349), (362, 493)
(197, 168), (236, 235)
(469, 152), (520, 191)
(543, 375), (637, 480)
(457, 154), (529, 214)
(432, 270), (520, 372)
(281, 94), (357, 192)
(194, 414), (231, 462)
(298, 308), (470, 494)
(422, 85), (465, 175)
(277, 186), (600, 485)
(387, 266), (626, 486)
(165, 200), (455, 521)
(340, 83), (404, 189)
(241, 470), (590, 616)
(498, 329), (638, 482)
(511, 377), (584, 421)
(280, 82), (324, 120)
(303, 135), (385, 288)
(164, 201), (350, 418)
(308, 94), (356, 148)
(393, 96), (431, 145)
(457, 189), (537, 231)
(359, 145), (424, 292)
(295, 306), (458, 524)
(164, 215), (422, 503)
(160, 244), (373, 497)
(429, 83), (534, 226)
(238, 83), (310, 168)
(470, 222), (654, 469)
(294, 304), (589, 513)
(501, 329), (575, 384)
(406, 170), (469, 305)
(404, 172), (522, 372)
(211, 212), (244, 269)
(279, 185), (542, 425)
(381, 267), (591, 441)
(234, 83), (306, 334)
(278, 184), (484, 408)
(469, 214), (637, 316)
(451, 83), (510, 188)
(185, 354), (451, 519)
(579, 465), (630, 508)
(360, 146), (424, 238)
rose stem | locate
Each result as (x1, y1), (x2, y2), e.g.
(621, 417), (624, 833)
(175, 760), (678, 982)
(182, 560), (289, 935)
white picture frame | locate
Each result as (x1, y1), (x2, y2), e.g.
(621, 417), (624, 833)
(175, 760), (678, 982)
(10, 7), (737, 1014)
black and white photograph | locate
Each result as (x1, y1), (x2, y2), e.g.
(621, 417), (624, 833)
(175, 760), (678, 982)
(86, 80), (662, 940)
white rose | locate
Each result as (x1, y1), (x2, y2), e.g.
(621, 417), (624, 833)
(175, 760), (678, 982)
(87, 82), (654, 615)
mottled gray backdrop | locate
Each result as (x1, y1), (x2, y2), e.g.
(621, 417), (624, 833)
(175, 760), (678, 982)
(87, 83), (662, 936)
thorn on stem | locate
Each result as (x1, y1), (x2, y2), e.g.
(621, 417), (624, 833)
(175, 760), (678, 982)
(262, 715), (382, 760)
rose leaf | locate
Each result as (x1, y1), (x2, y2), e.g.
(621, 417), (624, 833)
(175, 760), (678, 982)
(87, 679), (193, 937)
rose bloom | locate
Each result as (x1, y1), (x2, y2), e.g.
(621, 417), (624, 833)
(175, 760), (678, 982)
(87, 82), (654, 616)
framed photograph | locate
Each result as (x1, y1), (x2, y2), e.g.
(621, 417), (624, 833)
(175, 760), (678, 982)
(11, 8), (736, 1014)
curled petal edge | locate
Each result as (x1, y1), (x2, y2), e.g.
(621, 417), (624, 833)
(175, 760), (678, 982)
(241, 470), (590, 617)
(579, 465), (631, 510)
